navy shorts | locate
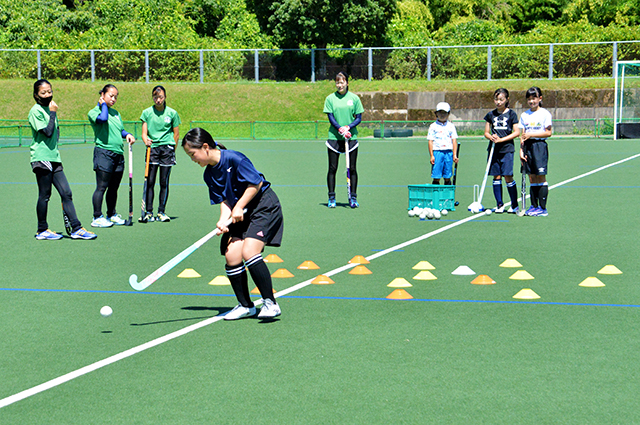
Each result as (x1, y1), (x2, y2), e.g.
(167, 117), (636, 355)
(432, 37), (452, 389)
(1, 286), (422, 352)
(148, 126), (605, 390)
(431, 150), (453, 179)
(149, 144), (176, 166)
(93, 147), (125, 173)
(489, 151), (515, 177)
(220, 187), (284, 255)
(522, 140), (548, 175)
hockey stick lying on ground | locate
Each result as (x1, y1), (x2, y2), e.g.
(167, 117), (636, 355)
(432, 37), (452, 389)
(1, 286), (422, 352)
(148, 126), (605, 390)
(129, 211), (245, 291)
(124, 143), (134, 226)
(139, 146), (151, 222)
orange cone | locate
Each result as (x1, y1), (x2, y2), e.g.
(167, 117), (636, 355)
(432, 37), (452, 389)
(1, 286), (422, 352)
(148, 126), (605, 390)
(297, 261), (320, 270)
(349, 255), (370, 264)
(264, 254), (283, 263)
(471, 274), (496, 285)
(271, 268), (294, 278)
(349, 265), (372, 275)
(386, 289), (413, 300)
(251, 287), (276, 294)
(311, 275), (335, 285)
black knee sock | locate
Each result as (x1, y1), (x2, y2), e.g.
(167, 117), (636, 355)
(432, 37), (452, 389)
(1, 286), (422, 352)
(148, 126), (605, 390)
(492, 179), (503, 206)
(225, 263), (253, 308)
(530, 184), (540, 208)
(506, 181), (518, 207)
(538, 183), (548, 209)
(246, 254), (276, 303)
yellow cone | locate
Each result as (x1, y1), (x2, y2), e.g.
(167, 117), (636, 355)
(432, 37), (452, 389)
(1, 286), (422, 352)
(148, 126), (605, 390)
(264, 254), (283, 263)
(471, 274), (496, 285)
(513, 288), (540, 299)
(386, 289), (413, 300)
(412, 261), (435, 270)
(177, 268), (201, 278)
(387, 278), (412, 288)
(349, 265), (372, 275)
(500, 258), (523, 268)
(579, 277), (605, 287)
(208, 275), (230, 286)
(510, 270), (534, 280)
(349, 255), (370, 264)
(413, 270), (437, 280)
(297, 260), (320, 270)
(311, 275), (335, 285)
(598, 265), (622, 275)
(271, 268), (294, 278)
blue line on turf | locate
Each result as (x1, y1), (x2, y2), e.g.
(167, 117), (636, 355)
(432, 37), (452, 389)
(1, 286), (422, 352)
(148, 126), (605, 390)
(3, 287), (640, 309)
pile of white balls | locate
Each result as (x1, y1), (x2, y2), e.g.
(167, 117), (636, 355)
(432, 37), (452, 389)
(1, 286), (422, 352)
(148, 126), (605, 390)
(408, 206), (448, 220)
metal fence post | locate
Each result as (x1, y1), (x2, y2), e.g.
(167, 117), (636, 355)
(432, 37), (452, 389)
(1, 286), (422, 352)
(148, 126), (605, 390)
(368, 48), (373, 81)
(427, 47), (431, 81)
(37, 50), (41, 80)
(90, 50), (95, 82)
(199, 50), (204, 83)
(548, 44), (554, 80)
(311, 49), (315, 83)
(254, 50), (259, 83)
(612, 42), (618, 78)
(487, 45), (492, 81)
(145, 50), (149, 83)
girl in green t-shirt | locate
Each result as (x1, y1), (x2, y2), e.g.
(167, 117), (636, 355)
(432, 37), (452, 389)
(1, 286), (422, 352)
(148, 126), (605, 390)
(139, 85), (181, 223)
(88, 84), (136, 228)
(323, 72), (364, 209)
(29, 79), (96, 240)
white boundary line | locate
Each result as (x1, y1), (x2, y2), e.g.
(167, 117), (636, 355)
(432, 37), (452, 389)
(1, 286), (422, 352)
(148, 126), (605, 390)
(2, 152), (639, 409)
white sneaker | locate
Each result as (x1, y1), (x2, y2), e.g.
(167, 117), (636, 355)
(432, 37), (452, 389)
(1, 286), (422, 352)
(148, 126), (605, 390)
(224, 304), (257, 321)
(494, 205), (505, 213)
(109, 214), (125, 225)
(91, 216), (114, 228)
(258, 299), (281, 319)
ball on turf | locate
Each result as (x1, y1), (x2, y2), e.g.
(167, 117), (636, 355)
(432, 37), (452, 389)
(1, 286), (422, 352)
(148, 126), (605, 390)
(426, 209), (434, 219)
(441, 209), (448, 216)
(408, 210), (416, 217)
(419, 212), (427, 220)
(485, 208), (492, 216)
(434, 210), (441, 219)
(100, 305), (113, 318)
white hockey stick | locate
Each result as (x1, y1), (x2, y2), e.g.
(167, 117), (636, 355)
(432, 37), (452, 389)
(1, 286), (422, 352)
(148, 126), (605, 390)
(129, 213), (242, 291)
(468, 141), (494, 213)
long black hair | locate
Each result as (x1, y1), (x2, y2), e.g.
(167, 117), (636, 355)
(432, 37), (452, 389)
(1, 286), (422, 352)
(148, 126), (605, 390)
(525, 87), (543, 106)
(493, 88), (510, 108)
(99, 84), (118, 95)
(33, 79), (52, 106)
(152, 85), (166, 108)
(182, 127), (226, 150)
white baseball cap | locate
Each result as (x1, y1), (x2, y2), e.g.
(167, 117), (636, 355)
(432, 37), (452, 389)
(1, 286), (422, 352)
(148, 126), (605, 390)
(436, 102), (451, 112)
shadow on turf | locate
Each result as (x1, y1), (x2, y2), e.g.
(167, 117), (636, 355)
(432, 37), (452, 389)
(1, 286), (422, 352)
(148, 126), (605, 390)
(129, 306), (232, 326)
(320, 202), (352, 208)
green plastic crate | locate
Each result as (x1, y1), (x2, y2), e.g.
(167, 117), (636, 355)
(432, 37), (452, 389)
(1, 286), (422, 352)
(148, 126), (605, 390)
(408, 184), (456, 211)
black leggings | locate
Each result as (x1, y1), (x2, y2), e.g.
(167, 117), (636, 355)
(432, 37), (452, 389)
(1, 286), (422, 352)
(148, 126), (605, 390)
(92, 169), (123, 218)
(145, 165), (172, 214)
(34, 167), (81, 233)
(327, 148), (358, 198)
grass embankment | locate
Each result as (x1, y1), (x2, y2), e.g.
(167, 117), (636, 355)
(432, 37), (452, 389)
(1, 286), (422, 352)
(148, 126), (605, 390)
(1, 78), (615, 124)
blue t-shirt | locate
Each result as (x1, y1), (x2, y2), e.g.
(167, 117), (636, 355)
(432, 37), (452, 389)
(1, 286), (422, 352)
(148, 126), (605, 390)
(203, 150), (270, 208)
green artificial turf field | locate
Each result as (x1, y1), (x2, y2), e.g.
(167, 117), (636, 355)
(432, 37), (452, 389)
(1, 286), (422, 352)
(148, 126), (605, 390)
(1, 136), (640, 423)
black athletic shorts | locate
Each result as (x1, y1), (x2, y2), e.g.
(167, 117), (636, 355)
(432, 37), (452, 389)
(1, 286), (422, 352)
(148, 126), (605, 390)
(149, 144), (176, 166)
(325, 139), (359, 153)
(522, 140), (548, 175)
(93, 146), (125, 173)
(220, 186), (284, 255)
(31, 161), (63, 173)
(489, 151), (514, 177)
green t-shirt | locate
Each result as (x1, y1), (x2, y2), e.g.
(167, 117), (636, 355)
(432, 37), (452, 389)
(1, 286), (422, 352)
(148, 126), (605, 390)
(88, 104), (126, 155)
(28, 103), (61, 163)
(140, 105), (181, 147)
(323, 91), (364, 140)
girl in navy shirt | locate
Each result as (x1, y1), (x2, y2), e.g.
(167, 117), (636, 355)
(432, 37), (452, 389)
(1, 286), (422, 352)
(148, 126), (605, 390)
(182, 128), (284, 320)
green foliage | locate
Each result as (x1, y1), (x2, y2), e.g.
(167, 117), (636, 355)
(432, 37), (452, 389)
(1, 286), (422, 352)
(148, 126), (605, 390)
(245, 0), (397, 49)
(387, 0), (434, 47)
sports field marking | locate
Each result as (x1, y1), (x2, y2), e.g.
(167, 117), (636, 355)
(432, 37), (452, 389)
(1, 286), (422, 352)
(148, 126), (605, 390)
(2, 151), (639, 409)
